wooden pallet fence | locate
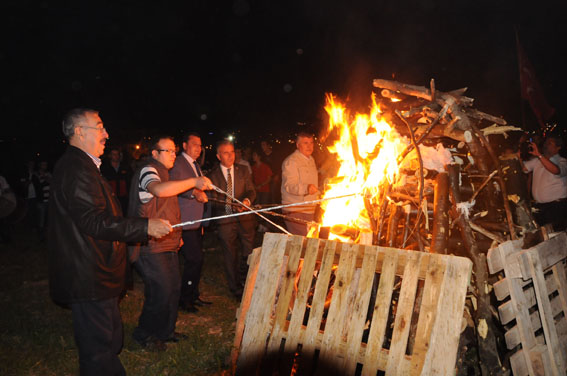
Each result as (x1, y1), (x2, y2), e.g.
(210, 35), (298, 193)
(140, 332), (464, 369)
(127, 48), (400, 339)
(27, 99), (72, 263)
(487, 232), (567, 376)
(231, 232), (472, 375)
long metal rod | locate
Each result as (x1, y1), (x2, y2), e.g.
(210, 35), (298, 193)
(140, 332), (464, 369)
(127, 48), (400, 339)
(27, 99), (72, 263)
(210, 184), (291, 234)
(172, 191), (361, 229)
(207, 198), (319, 226)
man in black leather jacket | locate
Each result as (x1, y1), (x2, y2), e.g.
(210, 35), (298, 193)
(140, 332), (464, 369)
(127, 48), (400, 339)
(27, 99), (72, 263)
(48, 108), (172, 376)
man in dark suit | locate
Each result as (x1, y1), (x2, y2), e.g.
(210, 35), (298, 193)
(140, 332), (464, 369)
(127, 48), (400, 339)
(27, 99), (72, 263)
(207, 140), (256, 298)
(169, 132), (211, 313)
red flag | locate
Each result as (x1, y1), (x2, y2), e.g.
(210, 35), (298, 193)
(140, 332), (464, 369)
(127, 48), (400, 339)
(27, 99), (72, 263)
(516, 35), (555, 128)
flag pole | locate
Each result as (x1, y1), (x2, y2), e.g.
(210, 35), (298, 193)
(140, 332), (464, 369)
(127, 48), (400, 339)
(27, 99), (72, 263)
(514, 28), (527, 131)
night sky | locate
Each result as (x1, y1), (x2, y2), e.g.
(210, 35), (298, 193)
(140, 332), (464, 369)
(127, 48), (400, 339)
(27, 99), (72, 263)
(1, 0), (566, 169)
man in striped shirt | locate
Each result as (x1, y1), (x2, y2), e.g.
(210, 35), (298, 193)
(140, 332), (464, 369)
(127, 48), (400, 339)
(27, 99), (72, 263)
(128, 135), (212, 351)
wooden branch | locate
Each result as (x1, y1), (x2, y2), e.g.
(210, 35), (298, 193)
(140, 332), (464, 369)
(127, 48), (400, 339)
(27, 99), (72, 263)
(468, 221), (505, 243)
(396, 102), (449, 164)
(376, 184), (391, 244)
(430, 78), (436, 102)
(469, 169), (498, 203)
(466, 109), (507, 125)
(470, 122), (517, 240)
(373, 79), (433, 101)
(388, 192), (433, 209)
(395, 110), (424, 204)
(373, 78), (475, 106)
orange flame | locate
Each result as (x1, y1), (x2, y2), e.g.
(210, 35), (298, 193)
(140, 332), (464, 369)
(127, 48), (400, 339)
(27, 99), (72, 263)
(320, 93), (407, 238)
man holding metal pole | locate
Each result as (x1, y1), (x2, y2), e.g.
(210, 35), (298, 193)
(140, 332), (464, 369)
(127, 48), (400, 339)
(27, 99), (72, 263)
(48, 108), (172, 375)
(281, 132), (319, 236)
(207, 140), (256, 299)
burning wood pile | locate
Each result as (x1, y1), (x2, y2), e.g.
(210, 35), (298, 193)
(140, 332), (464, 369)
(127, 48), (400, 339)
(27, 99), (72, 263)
(313, 78), (532, 373)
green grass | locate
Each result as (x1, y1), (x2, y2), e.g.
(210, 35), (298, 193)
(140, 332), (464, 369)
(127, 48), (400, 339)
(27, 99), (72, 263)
(0, 225), (241, 376)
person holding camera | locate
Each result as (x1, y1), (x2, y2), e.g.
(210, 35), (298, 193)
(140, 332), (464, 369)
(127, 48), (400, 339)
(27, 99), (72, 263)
(520, 135), (567, 231)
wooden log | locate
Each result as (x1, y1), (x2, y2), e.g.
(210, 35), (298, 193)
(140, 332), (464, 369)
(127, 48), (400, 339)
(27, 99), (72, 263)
(465, 108), (507, 125)
(470, 122), (517, 240)
(386, 203), (401, 247)
(431, 171), (450, 254)
(448, 165), (502, 375)
(380, 89), (408, 101)
(373, 78), (434, 101)
(373, 78), (475, 107)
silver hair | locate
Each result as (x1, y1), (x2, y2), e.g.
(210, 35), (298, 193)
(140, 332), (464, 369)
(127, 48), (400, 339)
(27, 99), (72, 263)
(61, 108), (98, 140)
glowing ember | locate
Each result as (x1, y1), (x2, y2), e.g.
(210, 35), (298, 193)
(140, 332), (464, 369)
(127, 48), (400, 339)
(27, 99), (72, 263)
(320, 93), (408, 239)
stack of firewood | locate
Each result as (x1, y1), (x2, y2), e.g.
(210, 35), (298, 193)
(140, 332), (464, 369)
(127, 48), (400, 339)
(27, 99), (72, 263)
(328, 78), (534, 374)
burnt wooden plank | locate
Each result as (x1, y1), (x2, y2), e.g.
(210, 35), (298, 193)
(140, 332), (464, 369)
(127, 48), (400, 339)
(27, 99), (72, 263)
(385, 251), (423, 375)
(505, 291), (564, 350)
(342, 245), (379, 374)
(318, 242), (359, 368)
(409, 253), (445, 374)
(299, 239), (338, 373)
(523, 249), (565, 374)
(361, 247), (399, 376)
(524, 232), (567, 273)
(236, 233), (290, 373)
(231, 247), (262, 374)
(281, 237), (321, 357)
(495, 240), (538, 375)
(493, 271), (559, 302)
(423, 256), (472, 375)
(265, 235), (304, 372)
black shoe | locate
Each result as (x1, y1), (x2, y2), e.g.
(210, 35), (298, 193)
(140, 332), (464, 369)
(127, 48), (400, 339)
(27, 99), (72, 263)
(179, 301), (199, 313)
(146, 338), (167, 352)
(135, 336), (167, 352)
(193, 297), (213, 306)
(165, 332), (189, 343)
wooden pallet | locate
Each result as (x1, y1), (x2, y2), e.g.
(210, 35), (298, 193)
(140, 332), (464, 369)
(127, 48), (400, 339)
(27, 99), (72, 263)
(231, 233), (472, 375)
(487, 232), (567, 376)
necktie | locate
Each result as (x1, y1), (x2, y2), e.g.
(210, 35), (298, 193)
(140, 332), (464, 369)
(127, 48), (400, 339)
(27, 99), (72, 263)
(225, 168), (232, 214)
(193, 161), (202, 177)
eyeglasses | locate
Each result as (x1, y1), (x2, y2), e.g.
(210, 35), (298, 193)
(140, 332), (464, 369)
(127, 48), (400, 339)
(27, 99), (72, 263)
(156, 149), (176, 154)
(80, 126), (107, 133)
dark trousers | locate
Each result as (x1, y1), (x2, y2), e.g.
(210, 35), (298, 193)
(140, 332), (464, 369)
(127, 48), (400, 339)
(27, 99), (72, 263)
(534, 199), (567, 232)
(179, 229), (203, 304)
(217, 216), (255, 294)
(70, 297), (125, 376)
(133, 251), (180, 342)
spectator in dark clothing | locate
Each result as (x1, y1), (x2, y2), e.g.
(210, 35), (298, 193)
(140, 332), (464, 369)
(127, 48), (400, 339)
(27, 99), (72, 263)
(34, 160), (51, 241)
(251, 150), (272, 206)
(19, 160), (39, 233)
(261, 140), (282, 204)
(101, 147), (133, 213)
